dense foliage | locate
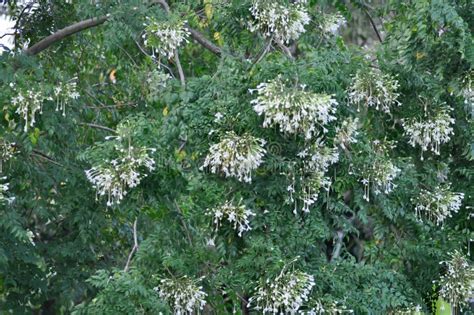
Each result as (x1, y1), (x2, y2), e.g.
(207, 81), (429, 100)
(0, 0), (473, 314)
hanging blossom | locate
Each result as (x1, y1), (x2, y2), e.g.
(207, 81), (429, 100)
(334, 117), (359, 150)
(0, 177), (14, 205)
(320, 13), (346, 36)
(352, 141), (400, 202)
(249, 0), (310, 44)
(53, 80), (80, 117)
(402, 107), (454, 160)
(144, 18), (190, 58)
(461, 71), (473, 109)
(11, 85), (50, 132)
(413, 184), (464, 225)
(251, 76), (338, 139)
(302, 300), (354, 314)
(0, 138), (16, 173)
(438, 251), (474, 310)
(85, 126), (156, 206)
(201, 131), (266, 183)
(154, 276), (207, 315)
(294, 140), (339, 212)
(146, 69), (171, 100)
(207, 200), (255, 237)
(390, 304), (422, 315)
(248, 267), (315, 314)
(348, 68), (401, 114)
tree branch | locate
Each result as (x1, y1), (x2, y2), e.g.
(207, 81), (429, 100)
(187, 28), (222, 56)
(363, 8), (383, 43)
(25, 16), (109, 56)
(124, 218), (139, 272)
(80, 123), (116, 133)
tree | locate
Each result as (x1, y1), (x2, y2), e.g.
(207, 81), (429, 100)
(0, 0), (472, 314)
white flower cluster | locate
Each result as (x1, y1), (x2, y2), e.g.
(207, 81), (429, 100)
(249, 0), (310, 44)
(438, 251), (474, 310)
(391, 304), (422, 315)
(201, 131), (266, 183)
(295, 141), (339, 212)
(144, 19), (190, 58)
(251, 76), (338, 139)
(146, 69), (171, 99)
(207, 200), (255, 237)
(302, 300), (354, 314)
(461, 71), (473, 108)
(0, 177), (11, 205)
(85, 134), (155, 206)
(334, 118), (359, 150)
(249, 269), (315, 314)
(413, 184), (464, 225)
(155, 276), (207, 315)
(0, 138), (15, 173)
(403, 107), (454, 160)
(53, 80), (80, 117)
(11, 86), (47, 132)
(348, 69), (401, 114)
(321, 13), (346, 36)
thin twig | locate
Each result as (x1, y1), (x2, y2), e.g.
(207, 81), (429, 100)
(80, 123), (116, 133)
(363, 8), (383, 43)
(124, 218), (139, 272)
(31, 149), (64, 167)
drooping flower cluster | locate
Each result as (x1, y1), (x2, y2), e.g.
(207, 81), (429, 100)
(85, 124), (156, 206)
(438, 251), (474, 310)
(334, 117), (359, 150)
(207, 200), (255, 237)
(461, 71), (473, 108)
(53, 80), (80, 116)
(353, 141), (400, 201)
(11, 86), (48, 132)
(251, 76), (338, 139)
(249, 0), (310, 44)
(294, 140), (339, 212)
(0, 177), (15, 205)
(320, 13), (346, 36)
(201, 131), (266, 183)
(390, 304), (422, 315)
(248, 269), (315, 314)
(154, 276), (207, 315)
(146, 69), (171, 100)
(413, 184), (464, 225)
(144, 18), (190, 58)
(0, 138), (15, 173)
(348, 68), (401, 114)
(402, 107), (455, 159)
(302, 300), (354, 314)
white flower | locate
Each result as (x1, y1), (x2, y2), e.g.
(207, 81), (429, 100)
(334, 117), (359, 149)
(248, 268), (315, 314)
(321, 13), (346, 35)
(201, 131), (266, 183)
(438, 251), (474, 310)
(348, 68), (401, 114)
(85, 124), (156, 206)
(0, 176), (14, 205)
(251, 76), (338, 140)
(144, 19), (190, 58)
(53, 79), (79, 117)
(402, 107), (454, 160)
(249, 0), (310, 44)
(207, 200), (256, 237)
(155, 276), (207, 315)
(214, 112), (224, 122)
(0, 138), (16, 173)
(413, 184), (464, 225)
(301, 300), (354, 314)
(461, 71), (473, 109)
(12, 87), (46, 132)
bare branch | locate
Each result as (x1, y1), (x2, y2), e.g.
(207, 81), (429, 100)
(25, 16), (109, 56)
(187, 28), (222, 56)
(31, 149), (64, 167)
(124, 218), (139, 272)
(174, 50), (186, 86)
(363, 8), (383, 43)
